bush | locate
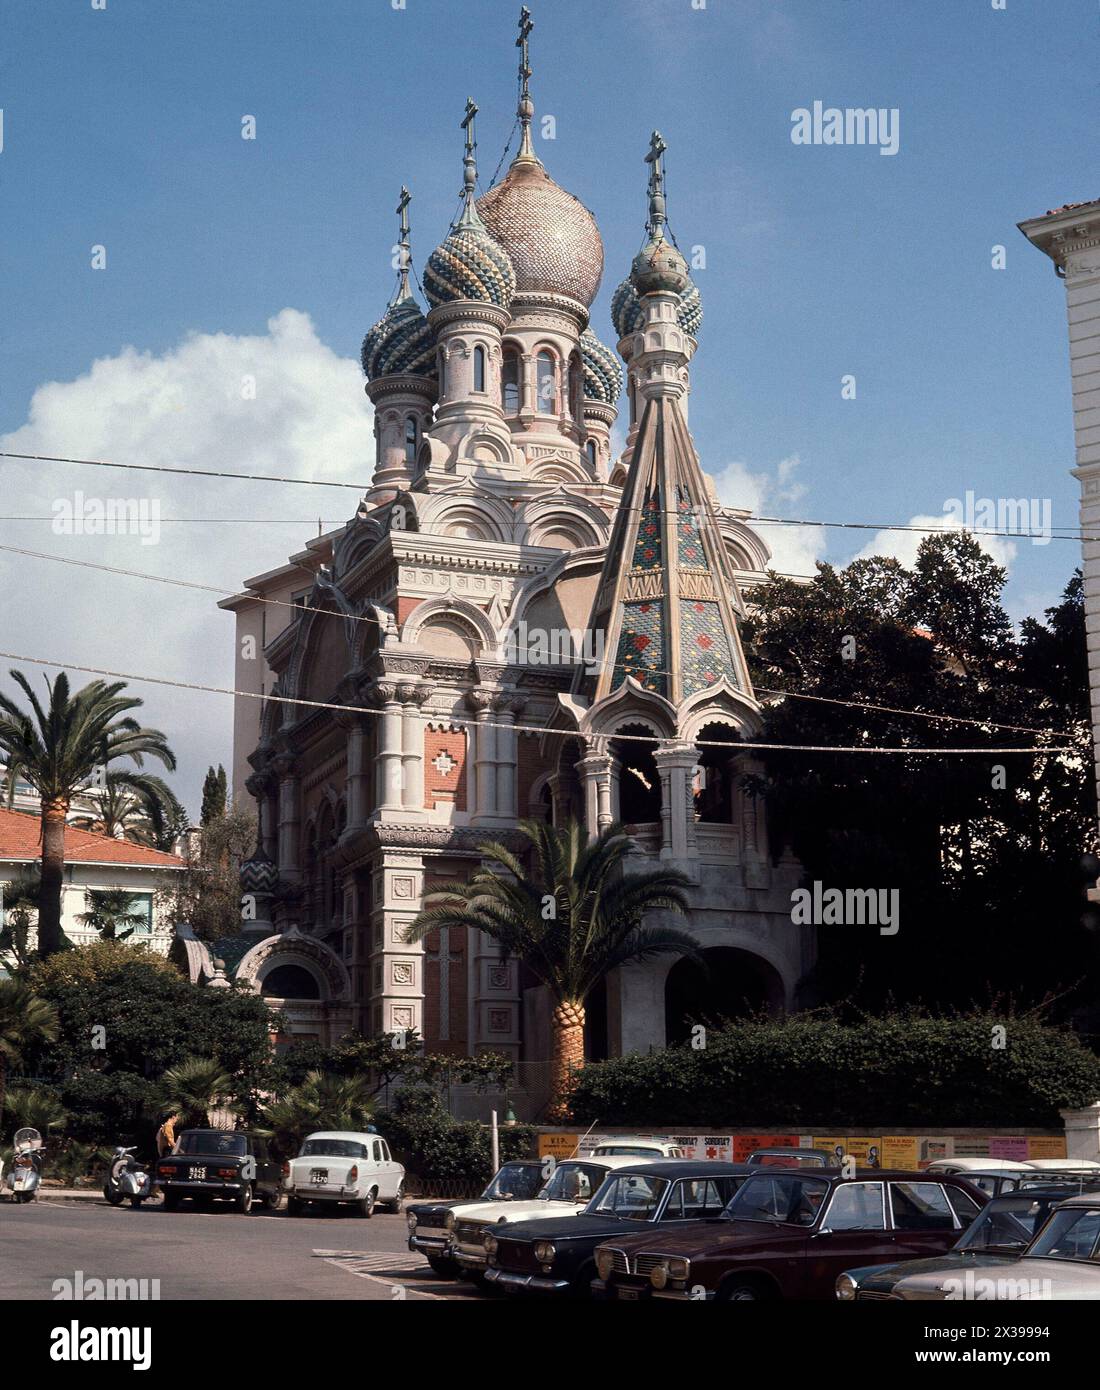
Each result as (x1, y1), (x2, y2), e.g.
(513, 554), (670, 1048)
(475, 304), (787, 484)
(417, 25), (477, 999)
(374, 1085), (535, 1183)
(566, 1012), (1100, 1128)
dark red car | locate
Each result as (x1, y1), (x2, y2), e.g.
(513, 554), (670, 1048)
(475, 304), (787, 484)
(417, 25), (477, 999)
(591, 1169), (986, 1301)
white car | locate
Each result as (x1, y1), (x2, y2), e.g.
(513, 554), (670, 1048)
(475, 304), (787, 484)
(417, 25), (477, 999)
(448, 1156), (639, 1278)
(924, 1158), (1034, 1175)
(285, 1131), (404, 1218)
(590, 1138), (687, 1160)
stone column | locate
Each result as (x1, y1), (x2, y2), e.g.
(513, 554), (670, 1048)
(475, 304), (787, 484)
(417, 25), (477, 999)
(398, 681), (429, 813)
(341, 714), (372, 829)
(371, 681), (405, 812)
(469, 690), (498, 821)
(273, 754), (301, 885)
(494, 695), (524, 820)
(653, 742), (698, 864)
(577, 752), (613, 836)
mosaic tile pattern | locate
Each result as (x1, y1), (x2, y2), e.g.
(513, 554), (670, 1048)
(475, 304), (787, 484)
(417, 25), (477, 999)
(613, 600), (667, 696)
(579, 328), (624, 404)
(424, 225), (516, 308)
(361, 295), (437, 380)
(630, 489), (663, 570)
(676, 487), (708, 567)
(680, 599), (736, 696)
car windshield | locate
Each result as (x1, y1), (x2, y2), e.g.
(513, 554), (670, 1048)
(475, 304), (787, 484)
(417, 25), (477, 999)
(956, 1197), (1056, 1252)
(482, 1164), (543, 1201)
(749, 1151), (827, 1169)
(539, 1162), (603, 1203)
(722, 1174), (829, 1226)
(176, 1131), (247, 1157)
(1025, 1207), (1100, 1262)
(299, 1139), (367, 1159)
(594, 1146), (666, 1158)
(588, 1172), (669, 1220)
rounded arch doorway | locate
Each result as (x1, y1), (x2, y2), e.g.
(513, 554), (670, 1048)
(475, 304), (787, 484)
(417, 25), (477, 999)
(664, 947), (785, 1045)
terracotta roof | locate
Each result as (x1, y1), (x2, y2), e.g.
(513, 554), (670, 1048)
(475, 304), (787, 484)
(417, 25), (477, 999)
(0, 807), (185, 869)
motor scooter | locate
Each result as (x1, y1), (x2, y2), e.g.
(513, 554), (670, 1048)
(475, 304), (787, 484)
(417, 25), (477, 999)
(5, 1127), (43, 1203)
(103, 1145), (153, 1207)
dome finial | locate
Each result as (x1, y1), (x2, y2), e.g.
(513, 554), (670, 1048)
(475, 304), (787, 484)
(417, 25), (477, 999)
(645, 130), (668, 240)
(515, 5), (537, 163)
(460, 98), (481, 213)
(395, 184), (412, 301)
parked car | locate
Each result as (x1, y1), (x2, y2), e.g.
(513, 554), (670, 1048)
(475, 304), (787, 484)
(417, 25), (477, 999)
(156, 1130), (283, 1214)
(890, 1192), (1100, 1300)
(1027, 1159), (1100, 1172)
(924, 1158), (1034, 1177)
(484, 1161), (750, 1297)
(590, 1138), (688, 1160)
(746, 1148), (835, 1169)
(942, 1168), (1100, 1199)
(284, 1131), (404, 1218)
(836, 1187), (1085, 1300)
(590, 1168), (986, 1301)
(407, 1159), (547, 1275)
(450, 1157), (638, 1280)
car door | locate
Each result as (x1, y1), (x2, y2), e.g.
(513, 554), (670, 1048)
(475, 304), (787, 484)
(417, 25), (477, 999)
(251, 1138), (277, 1196)
(373, 1139), (396, 1199)
(888, 1180), (964, 1259)
(803, 1182), (898, 1298)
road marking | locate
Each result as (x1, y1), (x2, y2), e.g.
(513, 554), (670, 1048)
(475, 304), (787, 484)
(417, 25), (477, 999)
(312, 1249), (478, 1301)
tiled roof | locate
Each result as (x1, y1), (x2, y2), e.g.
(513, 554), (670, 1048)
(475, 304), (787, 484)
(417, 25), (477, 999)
(1043, 199), (1100, 217)
(0, 807), (185, 869)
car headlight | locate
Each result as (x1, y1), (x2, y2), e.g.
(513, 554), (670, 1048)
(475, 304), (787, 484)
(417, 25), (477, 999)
(444, 1211), (456, 1231)
(595, 1249), (613, 1281)
(650, 1262), (670, 1290)
(667, 1257), (690, 1282)
(836, 1274), (858, 1301)
(407, 1212), (417, 1232)
(534, 1241), (556, 1264)
(484, 1234), (499, 1256)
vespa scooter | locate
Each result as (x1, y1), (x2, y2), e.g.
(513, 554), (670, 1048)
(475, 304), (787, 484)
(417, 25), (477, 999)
(5, 1127), (43, 1203)
(103, 1145), (153, 1207)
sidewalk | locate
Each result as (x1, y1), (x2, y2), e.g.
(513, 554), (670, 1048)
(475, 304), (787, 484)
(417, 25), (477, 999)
(19, 1187), (163, 1203)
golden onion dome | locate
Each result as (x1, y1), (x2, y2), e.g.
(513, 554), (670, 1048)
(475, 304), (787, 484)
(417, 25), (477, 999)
(477, 155), (604, 308)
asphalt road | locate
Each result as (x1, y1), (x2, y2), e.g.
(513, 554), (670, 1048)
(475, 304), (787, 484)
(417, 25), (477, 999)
(0, 1198), (487, 1302)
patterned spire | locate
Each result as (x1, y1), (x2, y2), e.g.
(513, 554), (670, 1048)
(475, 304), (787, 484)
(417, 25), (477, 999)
(576, 395), (752, 705)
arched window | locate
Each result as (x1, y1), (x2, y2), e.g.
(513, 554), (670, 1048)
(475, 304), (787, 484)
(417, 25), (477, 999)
(585, 439), (598, 469)
(569, 356), (583, 423)
(473, 345), (486, 393)
(536, 351), (556, 414)
(502, 351), (520, 413)
(404, 416), (418, 463)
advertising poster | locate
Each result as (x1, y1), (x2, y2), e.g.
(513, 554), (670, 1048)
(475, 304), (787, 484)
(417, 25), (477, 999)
(881, 1136), (920, 1169)
(845, 1138), (883, 1168)
(919, 1138), (952, 1167)
(814, 1136), (849, 1165)
(671, 1135), (733, 1161)
(732, 1134), (800, 1161)
(539, 1133), (582, 1161)
(952, 1136), (991, 1159)
(988, 1136), (1030, 1161)
(1027, 1136), (1068, 1160)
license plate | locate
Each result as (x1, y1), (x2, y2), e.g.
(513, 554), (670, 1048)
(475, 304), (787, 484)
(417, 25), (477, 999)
(188, 1166), (206, 1181)
(617, 1287), (641, 1300)
(310, 1170), (328, 1185)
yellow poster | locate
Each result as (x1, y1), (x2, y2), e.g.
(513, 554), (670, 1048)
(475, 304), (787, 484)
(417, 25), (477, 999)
(814, 1136), (848, 1165)
(881, 1136), (919, 1169)
(1027, 1136), (1068, 1160)
(538, 1133), (581, 1160)
(845, 1137), (884, 1168)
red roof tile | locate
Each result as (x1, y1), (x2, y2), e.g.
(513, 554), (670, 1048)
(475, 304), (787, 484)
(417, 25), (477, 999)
(0, 807), (185, 868)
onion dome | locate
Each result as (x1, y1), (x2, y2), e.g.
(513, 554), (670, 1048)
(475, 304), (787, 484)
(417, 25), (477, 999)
(239, 844), (278, 896)
(579, 329), (623, 404)
(361, 295), (436, 380)
(611, 275), (702, 341)
(631, 235), (691, 296)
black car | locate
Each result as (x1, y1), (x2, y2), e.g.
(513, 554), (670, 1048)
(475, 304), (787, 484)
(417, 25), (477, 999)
(484, 1161), (750, 1297)
(407, 1159), (547, 1274)
(156, 1129), (283, 1214)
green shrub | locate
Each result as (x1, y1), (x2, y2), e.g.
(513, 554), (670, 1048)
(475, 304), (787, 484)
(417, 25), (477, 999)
(375, 1085), (535, 1183)
(567, 1013), (1100, 1128)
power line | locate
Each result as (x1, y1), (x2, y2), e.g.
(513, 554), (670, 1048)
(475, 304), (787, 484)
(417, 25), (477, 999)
(0, 541), (1074, 741)
(0, 650), (1075, 758)
(0, 451), (369, 491)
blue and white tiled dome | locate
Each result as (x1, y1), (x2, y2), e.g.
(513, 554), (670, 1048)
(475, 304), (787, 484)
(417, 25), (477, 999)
(424, 219), (516, 310)
(239, 845), (279, 896)
(579, 329), (624, 404)
(361, 295), (437, 381)
(611, 273), (703, 342)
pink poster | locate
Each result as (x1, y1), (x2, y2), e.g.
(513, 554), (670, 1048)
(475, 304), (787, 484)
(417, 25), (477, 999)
(988, 1136), (1030, 1161)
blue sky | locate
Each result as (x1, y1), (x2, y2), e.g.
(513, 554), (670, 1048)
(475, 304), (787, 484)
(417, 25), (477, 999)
(0, 0), (1095, 814)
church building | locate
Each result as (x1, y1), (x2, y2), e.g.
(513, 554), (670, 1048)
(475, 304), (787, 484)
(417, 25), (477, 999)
(209, 11), (814, 1078)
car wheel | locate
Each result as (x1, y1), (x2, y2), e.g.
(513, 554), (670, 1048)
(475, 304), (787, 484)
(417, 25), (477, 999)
(235, 1184), (254, 1214)
(719, 1279), (764, 1302)
(383, 1182), (405, 1213)
(427, 1256), (460, 1278)
(286, 1195), (303, 1216)
(162, 1191), (181, 1212)
(356, 1189), (376, 1218)
(264, 1188), (285, 1213)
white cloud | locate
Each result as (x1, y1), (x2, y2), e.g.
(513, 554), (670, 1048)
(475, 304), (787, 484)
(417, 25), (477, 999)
(852, 512), (1018, 572)
(0, 310), (371, 818)
(709, 453), (825, 578)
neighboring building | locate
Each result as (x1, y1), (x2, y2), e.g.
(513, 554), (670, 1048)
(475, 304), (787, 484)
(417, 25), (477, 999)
(0, 806), (184, 959)
(215, 14), (812, 1071)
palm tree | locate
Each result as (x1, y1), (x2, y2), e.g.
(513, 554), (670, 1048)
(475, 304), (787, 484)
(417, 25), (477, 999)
(0, 671), (176, 955)
(156, 1056), (235, 1130)
(256, 1071), (375, 1157)
(0, 979), (59, 1132)
(77, 888), (148, 941)
(408, 819), (697, 1120)
(4, 1084), (67, 1137)
(71, 770), (187, 852)
(0, 869), (41, 970)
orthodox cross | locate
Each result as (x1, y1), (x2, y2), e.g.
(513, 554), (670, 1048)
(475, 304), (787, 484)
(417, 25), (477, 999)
(645, 129), (668, 238)
(425, 924), (462, 1041)
(516, 6), (535, 158)
(460, 98), (479, 203)
(395, 185), (411, 299)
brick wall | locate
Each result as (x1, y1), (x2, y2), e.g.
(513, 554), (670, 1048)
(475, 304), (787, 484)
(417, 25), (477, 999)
(424, 727), (467, 810)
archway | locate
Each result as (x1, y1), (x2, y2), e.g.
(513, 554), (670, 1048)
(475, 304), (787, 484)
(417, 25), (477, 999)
(664, 947), (785, 1044)
(693, 722), (743, 825)
(611, 723), (661, 825)
(261, 963), (322, 1000)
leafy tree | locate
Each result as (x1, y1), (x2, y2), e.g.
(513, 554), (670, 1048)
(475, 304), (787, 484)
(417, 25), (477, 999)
(157, 804), (256, 943)
(409, 818), (695, 1119)
(742, 539), (1093, 1010)
(71, 770), (188, 852)
(256, 1071), (375, 1157)
(156, 1056), (235, 1129)
(0, 869), (41, 971)
(0, 978), (59, 1131)
(77, 888), (148, 942)
(200, 765), (228, 827)
(0, 672), (175, 954)
(4, 1084), (67, 1137)
(373, 1084), (536, 1185)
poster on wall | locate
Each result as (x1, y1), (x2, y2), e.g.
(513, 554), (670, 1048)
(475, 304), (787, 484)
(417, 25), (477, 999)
(918, 1138), (952, 1167)
(988, 1136), (1030, 1161)
(732, 1134), (800, 1162)
(538, 1133), (582, 1161)
(813, 1136), (849, 1165)
(881, 1136), (920, 1169)
(845, 1137), (883, 1168)
(671, 1135), (734, 1161)
(1027, 1136), (1068, 1160)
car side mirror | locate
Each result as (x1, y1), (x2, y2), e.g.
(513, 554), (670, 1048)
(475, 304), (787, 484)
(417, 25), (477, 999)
(813, 1227), (833, 1237)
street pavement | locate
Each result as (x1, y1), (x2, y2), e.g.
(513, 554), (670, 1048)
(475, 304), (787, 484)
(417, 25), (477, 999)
(0, 1196), (488, 1302)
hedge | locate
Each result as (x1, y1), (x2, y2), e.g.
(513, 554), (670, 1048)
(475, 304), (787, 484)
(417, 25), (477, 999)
(374, 1085), (536, 1183)
(566, 1014), (1100, 1128)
